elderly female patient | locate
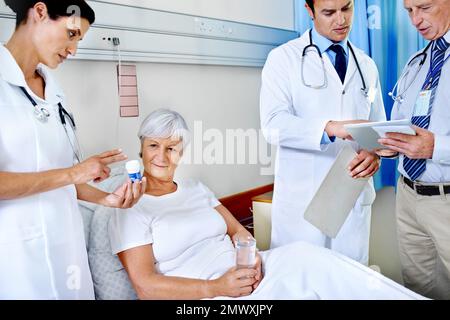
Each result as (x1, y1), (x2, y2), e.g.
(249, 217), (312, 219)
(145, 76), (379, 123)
(108, 109), (423, 300)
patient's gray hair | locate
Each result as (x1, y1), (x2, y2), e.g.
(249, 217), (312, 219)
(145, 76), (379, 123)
(138, 109), (190, 149)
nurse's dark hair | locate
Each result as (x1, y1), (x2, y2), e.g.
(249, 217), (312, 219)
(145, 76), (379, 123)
(305, 0), (315, 13)
(4, 0), (95, 27)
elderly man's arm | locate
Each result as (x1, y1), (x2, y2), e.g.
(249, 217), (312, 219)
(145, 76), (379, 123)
(118, 244), (257, 300)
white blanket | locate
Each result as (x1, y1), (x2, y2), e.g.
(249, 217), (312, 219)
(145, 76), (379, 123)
(215, 242), (425, 300)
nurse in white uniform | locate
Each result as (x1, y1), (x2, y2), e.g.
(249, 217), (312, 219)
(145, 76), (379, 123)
(260, 0), (385, 264)
(0, 0), (146, 299)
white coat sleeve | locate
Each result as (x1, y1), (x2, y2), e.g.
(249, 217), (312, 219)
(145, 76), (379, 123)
(369, 69), (387, 122)
(371, 68), (400, 158)
(390, 62), (410, 122)
(390, 99), (401, 121)
(260, 48), (331, 152)
(432, 135), (450, 165)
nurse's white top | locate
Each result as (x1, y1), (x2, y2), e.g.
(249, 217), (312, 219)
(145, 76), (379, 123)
(0, 45), (94, 299)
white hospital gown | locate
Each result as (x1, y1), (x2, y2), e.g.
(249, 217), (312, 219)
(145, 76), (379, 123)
(109, 179), (424, 300)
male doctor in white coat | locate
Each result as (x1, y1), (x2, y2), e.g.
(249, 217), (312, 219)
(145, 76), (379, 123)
(260, 0), (386, 265)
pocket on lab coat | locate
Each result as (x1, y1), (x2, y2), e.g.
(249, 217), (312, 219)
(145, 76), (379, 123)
(0, 234), (53, 299)
(355, 96), (371, 120)
(347, 82), (371, 119)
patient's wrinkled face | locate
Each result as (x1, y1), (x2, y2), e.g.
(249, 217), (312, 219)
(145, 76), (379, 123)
(141, 137), (183, 181)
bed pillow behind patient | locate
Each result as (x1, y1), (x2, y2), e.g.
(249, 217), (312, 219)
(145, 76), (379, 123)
(88, 206), (137, 300)
(79, 166), (138, 300)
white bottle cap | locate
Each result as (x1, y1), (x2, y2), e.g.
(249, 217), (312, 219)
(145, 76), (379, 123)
(125, 160), (141, 174)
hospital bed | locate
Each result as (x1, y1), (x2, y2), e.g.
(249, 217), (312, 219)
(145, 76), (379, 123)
(80, 169), (404, 299)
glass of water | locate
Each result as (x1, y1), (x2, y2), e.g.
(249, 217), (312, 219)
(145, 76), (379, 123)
(235, 235), (257, 269)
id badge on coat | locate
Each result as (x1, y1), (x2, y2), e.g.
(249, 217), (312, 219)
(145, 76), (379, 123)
(413, 90), (431, 117)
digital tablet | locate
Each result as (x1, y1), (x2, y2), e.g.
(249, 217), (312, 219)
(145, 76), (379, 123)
(344, 119), (416, 151)
(304, 146), (369, 239)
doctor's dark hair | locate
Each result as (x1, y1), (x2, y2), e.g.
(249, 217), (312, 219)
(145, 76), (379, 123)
(4, 0), (95, 27)
(305, 0), (315, 13)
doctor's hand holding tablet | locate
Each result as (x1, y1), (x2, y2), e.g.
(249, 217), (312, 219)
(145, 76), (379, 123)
(343, 119), (432, 160)
(325, 120), (382, 179)
(378, 126), (434, 160)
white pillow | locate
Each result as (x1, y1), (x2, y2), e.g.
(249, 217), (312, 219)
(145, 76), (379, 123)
(78, 203), (94, 250)
(88, 206), (137, 300)
(77, 165), (138, 300)
(78, 165), (128, 250)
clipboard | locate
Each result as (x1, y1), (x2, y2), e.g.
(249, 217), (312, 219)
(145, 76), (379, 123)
(344, 119), (416, 150)
(304, 146), (369, 239)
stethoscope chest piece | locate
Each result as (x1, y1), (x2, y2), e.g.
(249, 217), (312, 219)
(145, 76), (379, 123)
(19, 85), (82, 163)
(34, 106), (50, 123)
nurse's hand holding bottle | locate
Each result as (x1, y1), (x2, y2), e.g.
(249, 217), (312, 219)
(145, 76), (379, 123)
(72, 149), (147, 209)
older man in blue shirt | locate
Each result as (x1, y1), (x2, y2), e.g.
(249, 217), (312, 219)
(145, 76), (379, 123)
(379, 0), (450, 300)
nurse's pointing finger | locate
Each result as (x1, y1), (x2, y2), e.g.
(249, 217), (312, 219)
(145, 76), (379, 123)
(98, 149), (124, 158)
(100, 153), (128, 165)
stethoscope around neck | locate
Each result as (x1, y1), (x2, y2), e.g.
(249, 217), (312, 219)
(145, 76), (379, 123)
(19, 86), (82, 163)
(301, 29), (368, 97)
(388, 41), (435, 103)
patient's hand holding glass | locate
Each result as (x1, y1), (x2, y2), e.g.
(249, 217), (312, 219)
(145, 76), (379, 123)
(235, 235), (257, 270)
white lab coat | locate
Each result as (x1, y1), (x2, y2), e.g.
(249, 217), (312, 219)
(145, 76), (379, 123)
(0, 45), (94, 299)
(260, 30), (386, 264)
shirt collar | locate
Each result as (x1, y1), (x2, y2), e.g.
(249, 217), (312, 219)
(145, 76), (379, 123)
(443, 29), (450, 45)
(36, 63), (65, 103)
(311, 27), (348, 56)
(0, 44), (27, 87)
(0, 44), (64, 104)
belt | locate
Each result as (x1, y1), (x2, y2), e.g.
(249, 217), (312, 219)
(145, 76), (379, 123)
(403, 176), (450, 196)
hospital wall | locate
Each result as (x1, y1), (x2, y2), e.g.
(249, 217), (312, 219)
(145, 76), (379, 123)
(100, 0), (296, 30)
(51, 0), (296, 198)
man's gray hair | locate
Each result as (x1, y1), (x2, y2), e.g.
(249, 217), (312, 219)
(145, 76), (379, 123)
(138, 109), (190, 149)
